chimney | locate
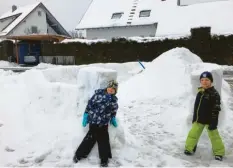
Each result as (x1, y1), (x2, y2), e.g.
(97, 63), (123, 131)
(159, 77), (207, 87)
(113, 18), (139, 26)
(12, 5), (17, 12)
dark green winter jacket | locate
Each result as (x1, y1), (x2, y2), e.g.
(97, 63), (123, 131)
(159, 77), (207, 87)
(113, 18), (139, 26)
(192, 86), (221, 127)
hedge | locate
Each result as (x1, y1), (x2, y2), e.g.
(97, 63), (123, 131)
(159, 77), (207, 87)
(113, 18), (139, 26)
(1, 27), (233, 65)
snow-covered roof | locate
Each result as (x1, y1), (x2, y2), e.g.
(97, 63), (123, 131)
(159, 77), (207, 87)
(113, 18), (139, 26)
(0, 2), (40, 36)
(156, 0), (233, 36)
(0, 2), (70, 37)
(0, 3), (39, 20)
(180, 0), (228, 6)
(76, 0), (233, 36)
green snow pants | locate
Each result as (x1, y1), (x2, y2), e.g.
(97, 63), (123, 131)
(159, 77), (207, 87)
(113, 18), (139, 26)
(185, 122), (225, 156)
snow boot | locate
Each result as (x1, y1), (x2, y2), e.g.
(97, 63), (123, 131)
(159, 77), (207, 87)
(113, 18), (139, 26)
(215, 155), (223, 161)
(184, 150), (194, 155)
(73, 156), (84, 163)
(100, 159), (108, 167)
(184, 145), (197, 156)
(193, 145), (197, 153)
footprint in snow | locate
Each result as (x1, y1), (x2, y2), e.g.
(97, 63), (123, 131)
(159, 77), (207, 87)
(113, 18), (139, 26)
(5, 146), (15, 152)
(34, 150), (52, 163)
(18, 158), (29, 164)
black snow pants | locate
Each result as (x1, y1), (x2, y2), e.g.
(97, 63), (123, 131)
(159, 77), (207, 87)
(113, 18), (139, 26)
(74, 124), (112, 162)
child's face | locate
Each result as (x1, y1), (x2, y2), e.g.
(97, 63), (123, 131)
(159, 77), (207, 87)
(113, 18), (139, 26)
(200, 78), (212, 89)
(107, 87), (116, 95)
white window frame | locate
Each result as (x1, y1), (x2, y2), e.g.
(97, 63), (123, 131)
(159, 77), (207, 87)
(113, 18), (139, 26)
(139, 10), (151, 17)
(111, 12), (123, 19)
(31, 26), (38, 33)
(38, 11), (42, 16)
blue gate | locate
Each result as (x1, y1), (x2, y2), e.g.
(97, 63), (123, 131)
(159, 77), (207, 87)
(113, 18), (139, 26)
(18, 43), (29, 64)
(30, 43), (41, 63)
(18, 42), (41, 65)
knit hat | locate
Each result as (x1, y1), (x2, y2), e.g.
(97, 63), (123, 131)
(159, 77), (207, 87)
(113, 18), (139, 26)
(200, 71), (213, 82)
(107, 80), (118, 93)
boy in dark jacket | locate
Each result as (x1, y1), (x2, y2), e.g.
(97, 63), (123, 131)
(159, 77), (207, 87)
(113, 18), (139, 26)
(184, 71), (225, 161)
(73, 80), (119, 167)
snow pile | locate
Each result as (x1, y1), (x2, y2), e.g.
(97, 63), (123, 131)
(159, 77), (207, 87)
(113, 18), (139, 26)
(118, 47), (203, 103)
(116, 48), (233, 166)
(34, 63), (61, 69)
(0, 66), (125, 167)
(0, 61), (18, 67)
(0, 70), (79, 166)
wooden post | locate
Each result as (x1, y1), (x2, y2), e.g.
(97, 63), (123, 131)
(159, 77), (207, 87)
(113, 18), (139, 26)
(15, 40), (19, 64)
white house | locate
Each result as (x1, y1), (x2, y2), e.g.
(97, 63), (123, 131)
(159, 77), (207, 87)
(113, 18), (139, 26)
(0, 2), (70, 38)
(179, 0), (228, 6)
(75, 0), (233, 40)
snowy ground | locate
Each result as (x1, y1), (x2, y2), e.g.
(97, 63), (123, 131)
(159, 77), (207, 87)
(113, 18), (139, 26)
(0, 48), (233, 167)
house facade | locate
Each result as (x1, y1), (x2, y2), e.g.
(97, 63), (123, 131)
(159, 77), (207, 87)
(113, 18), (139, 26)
(76, 0), (233, 40)
(0, 2), (71, 65)
(0, 2), (70, 38)
(84, 23), (157, 40)
(179, 0), (227, 6)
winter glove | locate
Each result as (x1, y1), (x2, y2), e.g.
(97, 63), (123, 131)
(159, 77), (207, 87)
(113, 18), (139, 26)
(208, 120), (218, 130)
(110, 117), (117, 127)
(208, 115), (218, 131)
(82, 113), (88, 127)
(208, 124), (217, 131)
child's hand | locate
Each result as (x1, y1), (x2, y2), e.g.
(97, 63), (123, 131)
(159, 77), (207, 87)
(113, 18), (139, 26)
(208, 119), (218, 130)
(208, 124), (217, 130)
(82, 113), (88, 127)
(110, 117), (117, 127)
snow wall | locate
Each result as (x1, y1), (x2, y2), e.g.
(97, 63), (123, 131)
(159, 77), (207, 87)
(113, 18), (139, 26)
(187, 63), (225, 128)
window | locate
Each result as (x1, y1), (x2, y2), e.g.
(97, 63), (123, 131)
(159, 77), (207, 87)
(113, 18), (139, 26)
(139, 10), (151, 17)
(31, 26), (38, 33)
(38, 11), (42, 16)
(111, 12), (123, 19)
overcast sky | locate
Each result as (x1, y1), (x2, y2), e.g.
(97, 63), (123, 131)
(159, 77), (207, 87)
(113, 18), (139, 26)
(0, 0), (92, 31)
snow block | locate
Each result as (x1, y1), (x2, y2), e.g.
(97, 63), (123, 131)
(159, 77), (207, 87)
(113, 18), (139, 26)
(187, 63), (224, 128)
(42, 65), (86, 84)
(76, 66), (117, 114)
(191, 67), (222, 96)
(41, 62), (146, 84)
